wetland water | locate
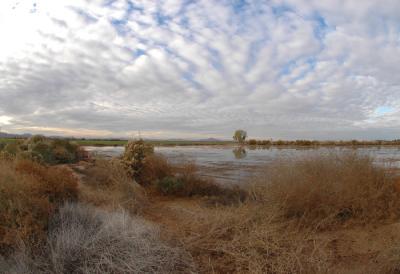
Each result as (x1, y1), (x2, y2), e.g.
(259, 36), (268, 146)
(84, 146), (400, 185)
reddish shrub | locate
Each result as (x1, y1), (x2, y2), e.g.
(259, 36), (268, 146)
(0, 159), (78, 254)
(15, 160), (78, 205)
(137, 154), (174, 185)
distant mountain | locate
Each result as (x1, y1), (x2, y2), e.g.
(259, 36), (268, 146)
(0, 132), (32, 138)
(0, 133), (227, 142)
(196, 138), (225, 142)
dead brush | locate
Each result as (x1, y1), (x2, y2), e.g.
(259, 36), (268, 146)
(79, 158), (147, 214)
(15, 159), (78, 205)
(137, 154), (174, 186)
(178, 152), (400, 273)
(0, 159), (78, 255)
(250, 152), (400, 229)
(183, 203), (332, 273)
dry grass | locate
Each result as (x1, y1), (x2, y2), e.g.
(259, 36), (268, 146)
(1, 203), (196, 274)
(251, 152), (400, 229)
(174, 153), (400, 273)
(78, 158), (147, 214)
(375, 246), (400, 273)
(181, 203), (332, 273)
(0, 159), (78, 255)
(4, 151), (400, 273)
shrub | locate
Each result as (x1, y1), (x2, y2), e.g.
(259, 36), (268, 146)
(28, 135), (46, 144)
(257, 139), (271, 146)
(0, 161), (51, 254)
(51, 139), (80, 163)
(17, 135), (83, 164)
(78, 158), (146, 214)
(156, 176), (183, 195)
(52, 146), (73, 163)
(0, 159), (78, 255)
(16, 151), (43, 163)
(15, 160), (78, 206)
(153, 160), (245, 201)
(247, 139), (257, 146)
(29, 142), (54, 163)
(3, 143), (20, 156)
(174, 162), (223, 196)
(137, 154), (174, 185)
(1, 203), (196, 273)
(122, 139), (154, 181)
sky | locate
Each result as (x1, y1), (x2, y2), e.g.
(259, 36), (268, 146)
(0, 0), (400, 140)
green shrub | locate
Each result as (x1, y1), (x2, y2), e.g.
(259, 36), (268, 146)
(17, 135), (82, 164)
(30, 142), (54, 163)
(3, 143), (20, 155)
(52, 146), (74, 163)
(156, 176), (183, 195)
(28, 135), (46, 144)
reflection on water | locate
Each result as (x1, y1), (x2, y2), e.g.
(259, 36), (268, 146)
(232, 147), (247, 159)
(84, 145), (400, 185)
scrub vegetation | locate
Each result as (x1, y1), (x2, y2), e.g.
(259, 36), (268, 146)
(0, 135), (84, 164)
(1, 137), (400, 273)
(246, 138), (400, 146)
(4, 137), (400, 147)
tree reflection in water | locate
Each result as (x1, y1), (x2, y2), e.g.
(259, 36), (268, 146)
(232, 147), (247, 159)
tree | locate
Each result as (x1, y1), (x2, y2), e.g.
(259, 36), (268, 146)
(233, 129), (247, 144)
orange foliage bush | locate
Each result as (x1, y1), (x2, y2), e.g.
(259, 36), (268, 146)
(0, 159), (78, 254)
(15, 160), (78, 205)
(137, 154), (174, 185)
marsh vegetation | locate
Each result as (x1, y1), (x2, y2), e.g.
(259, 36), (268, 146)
(1, 137), (400, 273)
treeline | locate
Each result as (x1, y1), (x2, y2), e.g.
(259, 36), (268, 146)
(246, 139), (400, 146)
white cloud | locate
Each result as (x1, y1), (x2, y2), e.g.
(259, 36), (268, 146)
(0, 115), (12, 125)
(0, 0), (399, 139)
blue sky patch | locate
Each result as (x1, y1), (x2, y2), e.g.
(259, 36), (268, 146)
(375, 106), (395, 116)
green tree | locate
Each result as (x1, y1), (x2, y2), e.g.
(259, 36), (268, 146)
(233, 129), (247, 144)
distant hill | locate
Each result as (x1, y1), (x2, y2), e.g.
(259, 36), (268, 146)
(196, 138), (225, 142)
(0, 133), (228, 143)
(0, 132), (31, 138)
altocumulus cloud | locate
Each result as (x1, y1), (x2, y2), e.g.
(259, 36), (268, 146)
(0, 0), (400, 139)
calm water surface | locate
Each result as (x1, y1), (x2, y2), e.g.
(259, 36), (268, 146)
(84, 146), (400, 185)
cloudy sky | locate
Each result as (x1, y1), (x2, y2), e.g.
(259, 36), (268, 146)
(0, 0), (399, 140)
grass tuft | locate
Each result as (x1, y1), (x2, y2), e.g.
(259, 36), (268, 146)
(1, 203), (196, 274)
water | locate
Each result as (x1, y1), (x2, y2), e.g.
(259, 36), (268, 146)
(84, 146), (400, 185)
